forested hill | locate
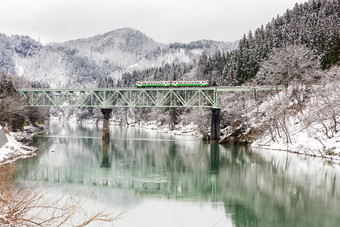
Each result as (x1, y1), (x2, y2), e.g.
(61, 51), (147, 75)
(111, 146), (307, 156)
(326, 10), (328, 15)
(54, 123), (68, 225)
(0, 28), (236, 89)
(117, 0), (339, 87)
(201, 0), (339, 85)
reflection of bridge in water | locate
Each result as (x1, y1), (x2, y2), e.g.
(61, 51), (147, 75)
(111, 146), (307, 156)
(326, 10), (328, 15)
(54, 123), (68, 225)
(17, 86), (282, 142)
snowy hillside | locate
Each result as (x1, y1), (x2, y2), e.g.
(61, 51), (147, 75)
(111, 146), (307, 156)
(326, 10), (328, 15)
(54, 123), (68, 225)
(127, 40), (238, 71)
(58, 28), (165, 68)
(252, 67), (340, 159)
(0, 28), (237, 88)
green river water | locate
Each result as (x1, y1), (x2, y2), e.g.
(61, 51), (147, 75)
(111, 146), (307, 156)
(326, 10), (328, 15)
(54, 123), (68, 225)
(15, 120), (340, 226)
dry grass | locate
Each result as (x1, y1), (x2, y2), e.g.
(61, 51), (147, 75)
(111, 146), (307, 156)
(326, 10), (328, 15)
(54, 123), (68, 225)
(0, 164), (125, 226)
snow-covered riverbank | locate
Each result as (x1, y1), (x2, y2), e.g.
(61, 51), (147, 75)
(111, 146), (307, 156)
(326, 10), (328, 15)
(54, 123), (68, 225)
(58, 115), (202, 137)
(0, 125), (44, 165)
(252, 115), (340, 161)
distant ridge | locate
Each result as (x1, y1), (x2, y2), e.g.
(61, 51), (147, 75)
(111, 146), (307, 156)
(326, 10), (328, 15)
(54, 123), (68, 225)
(0, 27), (237, 88)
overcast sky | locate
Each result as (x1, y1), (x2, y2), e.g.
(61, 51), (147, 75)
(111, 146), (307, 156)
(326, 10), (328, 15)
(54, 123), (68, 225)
(0, 0), (307, 44)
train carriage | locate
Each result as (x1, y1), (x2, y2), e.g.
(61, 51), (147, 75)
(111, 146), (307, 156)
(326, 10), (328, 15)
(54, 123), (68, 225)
(136, 80), (209, 88)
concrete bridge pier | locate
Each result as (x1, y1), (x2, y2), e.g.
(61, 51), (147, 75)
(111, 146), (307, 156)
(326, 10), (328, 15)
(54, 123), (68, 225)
(210, 108), (220, 143)
(101, 108), (112, 141)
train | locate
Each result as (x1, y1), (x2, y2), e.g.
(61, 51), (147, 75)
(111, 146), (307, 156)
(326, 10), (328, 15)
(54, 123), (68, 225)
(136, 80), (209, 88)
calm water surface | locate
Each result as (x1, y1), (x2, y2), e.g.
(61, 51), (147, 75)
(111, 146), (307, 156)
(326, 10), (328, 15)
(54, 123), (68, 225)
(15, 120), (340, 226)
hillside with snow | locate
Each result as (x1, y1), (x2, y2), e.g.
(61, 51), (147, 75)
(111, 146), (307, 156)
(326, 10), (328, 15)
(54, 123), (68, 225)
(59, 28), (165, 68)
(0, 28), (237, 88)
(127, 40), (238, 71)
(251, 67), (340, 159)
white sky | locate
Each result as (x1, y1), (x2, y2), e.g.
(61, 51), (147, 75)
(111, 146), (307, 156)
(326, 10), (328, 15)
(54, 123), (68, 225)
(0, 0), (307, 44)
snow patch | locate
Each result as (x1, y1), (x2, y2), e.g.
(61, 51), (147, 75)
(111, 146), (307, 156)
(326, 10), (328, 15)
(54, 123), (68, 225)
(0, 132), (38, 164)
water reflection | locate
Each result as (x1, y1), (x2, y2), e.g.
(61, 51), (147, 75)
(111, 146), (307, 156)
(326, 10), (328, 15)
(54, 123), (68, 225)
(100, 139), (110, 168)
(210, 143), (220, 174)
(15, 120), (340, 227)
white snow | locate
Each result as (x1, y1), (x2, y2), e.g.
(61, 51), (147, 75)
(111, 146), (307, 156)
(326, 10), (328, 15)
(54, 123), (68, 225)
(0, 128), (39, 165)
(252, 117), (340, 160)
(251, 72), (340, 160)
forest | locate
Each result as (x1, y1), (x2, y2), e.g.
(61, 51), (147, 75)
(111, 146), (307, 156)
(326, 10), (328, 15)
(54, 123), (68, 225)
(114, 0), (339, 88)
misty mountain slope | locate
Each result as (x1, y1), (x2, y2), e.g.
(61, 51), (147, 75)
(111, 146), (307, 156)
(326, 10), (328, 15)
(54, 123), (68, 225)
(113, 40), (239, 87)
(109, 39), (238, 84)
(127, 40), (238, 71)
(57, 28), (165, 68)
(14, 47), (67, 88)
(0, 28), (237, 88)
(13, 45), (114, 88)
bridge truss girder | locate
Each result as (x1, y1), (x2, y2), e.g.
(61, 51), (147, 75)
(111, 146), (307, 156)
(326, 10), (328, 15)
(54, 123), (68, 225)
(17, 88), (220, 108)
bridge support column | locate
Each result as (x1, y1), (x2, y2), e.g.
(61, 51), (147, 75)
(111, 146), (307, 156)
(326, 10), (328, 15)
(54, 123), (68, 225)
(101, 108), (112, 141)
(210, 108), (220, 143)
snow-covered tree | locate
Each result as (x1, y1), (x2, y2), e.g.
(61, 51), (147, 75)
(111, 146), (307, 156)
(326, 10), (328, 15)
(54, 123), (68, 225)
(0, 70), (47, 131)
(302, 66), (340, 139)
(254, 45), (320, 87)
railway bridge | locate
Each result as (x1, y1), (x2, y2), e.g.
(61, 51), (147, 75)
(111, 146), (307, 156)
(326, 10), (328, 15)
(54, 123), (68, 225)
(17, 86), (282, 142)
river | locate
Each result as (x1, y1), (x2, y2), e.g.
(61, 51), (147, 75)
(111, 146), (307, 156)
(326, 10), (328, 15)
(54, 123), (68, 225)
(15, 120), (340, 226)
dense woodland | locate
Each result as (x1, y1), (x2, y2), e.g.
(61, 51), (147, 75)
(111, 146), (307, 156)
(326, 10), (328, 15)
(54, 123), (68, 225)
(200, 0), (339, 86)
(116, 0), (339, 87)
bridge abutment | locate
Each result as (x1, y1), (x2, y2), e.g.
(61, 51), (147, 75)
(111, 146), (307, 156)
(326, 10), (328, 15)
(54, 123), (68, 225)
(101, 108), (112, 141)
(210, 108), (220, 143)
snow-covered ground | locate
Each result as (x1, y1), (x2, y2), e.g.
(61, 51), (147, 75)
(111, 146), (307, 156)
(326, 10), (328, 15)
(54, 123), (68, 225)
(252, 118), (340, 161)
(0, 126), (41, 165)
(251, 79), (340, 161)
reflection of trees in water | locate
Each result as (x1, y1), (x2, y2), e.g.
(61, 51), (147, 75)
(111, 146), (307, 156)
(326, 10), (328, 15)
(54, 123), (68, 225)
(225, 202), (258, 227)
(16, 121), (340, 227)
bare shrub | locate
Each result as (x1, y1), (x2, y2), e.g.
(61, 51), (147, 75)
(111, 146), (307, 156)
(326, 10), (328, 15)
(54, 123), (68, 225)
(301, 66), (340, 141)
(0, 164), (125, 226)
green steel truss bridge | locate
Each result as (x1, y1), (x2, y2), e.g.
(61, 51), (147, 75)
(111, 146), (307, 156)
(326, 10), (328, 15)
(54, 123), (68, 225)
(17, 86), (282, 109)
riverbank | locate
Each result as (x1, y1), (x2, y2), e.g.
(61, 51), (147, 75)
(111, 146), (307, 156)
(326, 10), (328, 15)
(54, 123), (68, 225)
(56, 115), (202, 137)
(251, 116), (340, 161)
(0, 125), (45, 165)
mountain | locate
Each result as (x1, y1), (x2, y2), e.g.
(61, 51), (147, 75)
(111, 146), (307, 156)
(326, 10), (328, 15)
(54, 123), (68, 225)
(0, 28), (237, 88)
(58, 28), (165, 68)
(126, 39), (237, 71)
